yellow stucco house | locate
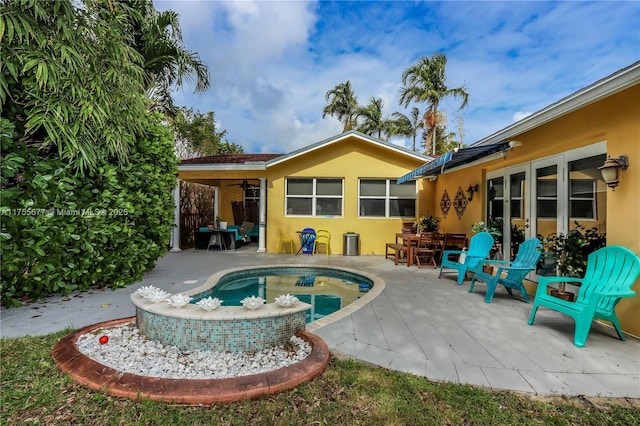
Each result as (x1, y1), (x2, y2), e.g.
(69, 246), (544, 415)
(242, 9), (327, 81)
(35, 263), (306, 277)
(177, 132), (432, 254)
(177, 61), (639, 337)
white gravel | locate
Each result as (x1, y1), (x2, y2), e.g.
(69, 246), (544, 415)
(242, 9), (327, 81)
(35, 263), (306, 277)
(75, 323), (312, 379)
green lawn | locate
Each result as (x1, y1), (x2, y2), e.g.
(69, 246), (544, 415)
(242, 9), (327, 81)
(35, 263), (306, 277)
(2, 331), (638, 425)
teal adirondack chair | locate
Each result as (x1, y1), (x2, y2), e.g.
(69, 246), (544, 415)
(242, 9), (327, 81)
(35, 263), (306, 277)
(439, 232), (494, 285)
(468, 238), (542, 303)
(528, 246), (640, 347)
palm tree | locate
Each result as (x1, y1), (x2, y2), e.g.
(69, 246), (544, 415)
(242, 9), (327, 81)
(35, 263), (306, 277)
(125, 0), (211, 116)
(399, 53), (469, 155)
(322, 81), (359, 131)
(355, 97), (392, 140)
(390, 107), (424, 151)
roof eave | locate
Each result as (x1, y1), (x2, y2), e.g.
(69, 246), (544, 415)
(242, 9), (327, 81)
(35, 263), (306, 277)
(178, 164), (269, 172)
(266, 130), (431, 167)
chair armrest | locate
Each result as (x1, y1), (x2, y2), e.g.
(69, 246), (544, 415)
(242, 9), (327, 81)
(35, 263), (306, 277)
(592, 289), (636, 299)
(442, 249), (463, 257)
(485, 260), (511, 265)
(496, 266), (532, 272)
(535, 276), (584, 296)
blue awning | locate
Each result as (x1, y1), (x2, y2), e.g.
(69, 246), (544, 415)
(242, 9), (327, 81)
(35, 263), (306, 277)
(397, 142), (513, 183)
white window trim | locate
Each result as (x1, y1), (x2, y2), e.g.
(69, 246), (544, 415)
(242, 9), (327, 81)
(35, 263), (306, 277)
(358, 179), (417, 218)
(285, 177), (344, 217)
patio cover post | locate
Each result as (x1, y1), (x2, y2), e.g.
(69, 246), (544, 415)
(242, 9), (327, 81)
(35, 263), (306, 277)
(258, 177), (266, 252)
(170, 180), (181, 252)
(213, 186), (220, 221)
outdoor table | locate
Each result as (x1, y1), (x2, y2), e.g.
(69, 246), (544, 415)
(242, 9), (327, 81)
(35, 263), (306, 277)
(396, 233), (445, 267)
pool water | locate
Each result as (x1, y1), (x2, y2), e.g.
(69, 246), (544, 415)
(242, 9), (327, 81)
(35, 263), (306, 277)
(191, 267), (374, 323)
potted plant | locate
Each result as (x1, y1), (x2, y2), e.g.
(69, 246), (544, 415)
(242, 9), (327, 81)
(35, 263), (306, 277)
(414, 214), (440, 233)
(472, 218), (503, 261)
(543, 221), (606, 301)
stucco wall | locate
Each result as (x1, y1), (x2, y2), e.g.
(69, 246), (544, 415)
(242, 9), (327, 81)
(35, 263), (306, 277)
(265, 137), (428, 255)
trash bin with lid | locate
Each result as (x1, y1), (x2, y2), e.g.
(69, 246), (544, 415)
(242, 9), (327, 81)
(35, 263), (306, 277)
(343, 233), (359, 256)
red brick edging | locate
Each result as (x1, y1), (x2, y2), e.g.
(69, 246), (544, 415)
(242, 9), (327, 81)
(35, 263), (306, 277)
(51, 316), (330, 404)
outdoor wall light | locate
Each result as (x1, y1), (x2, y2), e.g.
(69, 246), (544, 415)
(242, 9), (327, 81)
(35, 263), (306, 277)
(598, 154), (628, 190)
(466, 184), (479, 201)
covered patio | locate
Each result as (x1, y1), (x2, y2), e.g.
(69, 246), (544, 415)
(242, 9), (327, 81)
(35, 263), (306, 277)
(3, 248), (638, 398)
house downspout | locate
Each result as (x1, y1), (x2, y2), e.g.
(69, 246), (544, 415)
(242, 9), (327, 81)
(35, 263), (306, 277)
(258, 177), (267, 252)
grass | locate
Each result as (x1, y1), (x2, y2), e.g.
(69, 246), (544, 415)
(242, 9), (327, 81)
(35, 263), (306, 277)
(2, 331), (639, 425)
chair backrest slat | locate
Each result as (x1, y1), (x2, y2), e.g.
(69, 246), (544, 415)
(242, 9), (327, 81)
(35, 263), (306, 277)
(466, 232), (494, 269)
(576, 246), (640, 312)
(504, 238), (542, 282)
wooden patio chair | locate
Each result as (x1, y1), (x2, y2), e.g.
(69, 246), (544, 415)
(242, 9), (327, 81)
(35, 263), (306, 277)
(439, 232), (493, 285)
(415, 232), (440, 269)
(401, 221), (415, 234)
(468, 237), (543, 303)
(528, 245), (640, 347)
(436, 233), (467, 264)
(385, 241), (408, 265)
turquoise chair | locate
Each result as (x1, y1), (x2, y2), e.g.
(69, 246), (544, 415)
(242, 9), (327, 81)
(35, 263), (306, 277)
(439, 232), (493, 285)
(528, 246), (640, 347)
(468, 237), (542, 303)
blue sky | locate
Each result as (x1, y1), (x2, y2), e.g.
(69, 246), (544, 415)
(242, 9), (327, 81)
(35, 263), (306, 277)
(154, 1), (640, 155)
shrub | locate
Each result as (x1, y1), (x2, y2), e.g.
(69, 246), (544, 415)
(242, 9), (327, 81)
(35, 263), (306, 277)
(0, 114), (177, 306)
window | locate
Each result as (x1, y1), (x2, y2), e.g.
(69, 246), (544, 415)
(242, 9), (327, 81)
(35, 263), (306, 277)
(487, 177), (504, 220)
(536, 165), (557, 219)
(286, 178), (343, 216)
(568, 154), (604, 221)
(359, 179), (416, 217)
(509, 172), (525, 219)
(570, 179), (596, 219)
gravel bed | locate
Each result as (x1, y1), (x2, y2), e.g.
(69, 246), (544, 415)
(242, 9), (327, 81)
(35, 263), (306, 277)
(76, 323), (312, 379)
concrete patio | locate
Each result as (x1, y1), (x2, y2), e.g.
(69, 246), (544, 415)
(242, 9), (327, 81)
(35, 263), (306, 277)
(2, 246), (638, 398)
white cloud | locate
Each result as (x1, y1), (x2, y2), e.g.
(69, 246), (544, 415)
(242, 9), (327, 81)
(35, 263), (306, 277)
(512, 111), (533, 122)
(154, 1), (640, 154)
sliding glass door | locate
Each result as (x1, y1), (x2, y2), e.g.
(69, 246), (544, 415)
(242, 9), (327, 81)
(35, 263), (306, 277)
(484, 142), (607, 269)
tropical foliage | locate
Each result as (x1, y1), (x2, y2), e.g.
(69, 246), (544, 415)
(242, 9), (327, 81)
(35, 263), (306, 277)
(0, 115), (178, 307)
(391, 108), (424, 151)
(543, 222), (607, 278)
(1, 0), (148, 172)
(355, 97), (393, 140)
(321, 53), (468, 153)
(124, 0), (211, 116)
(322, 80), (359, 131)
(0, 0), (182, 306)
(414, 215), (440, 232)
(171, 107), (243, 159)
(399, 52), (469, 155)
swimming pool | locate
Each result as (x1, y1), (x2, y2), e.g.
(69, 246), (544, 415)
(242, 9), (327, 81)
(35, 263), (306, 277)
(191, 266), (374, 323)
(131, 265), (384, 352)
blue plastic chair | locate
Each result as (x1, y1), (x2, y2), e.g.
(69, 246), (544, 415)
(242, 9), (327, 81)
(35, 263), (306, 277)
(300, 228), (316, 254)
(439, 232), (494, 285)
(528, 246), (640, 347)
(468, 237), (542, 303)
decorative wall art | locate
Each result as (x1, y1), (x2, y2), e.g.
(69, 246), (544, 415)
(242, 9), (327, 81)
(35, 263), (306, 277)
(453, 187), (468, 219)
(440, 190), (451, 218)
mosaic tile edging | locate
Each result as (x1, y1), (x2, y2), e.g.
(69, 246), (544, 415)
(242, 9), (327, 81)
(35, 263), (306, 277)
(131, 294), (312, 353)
